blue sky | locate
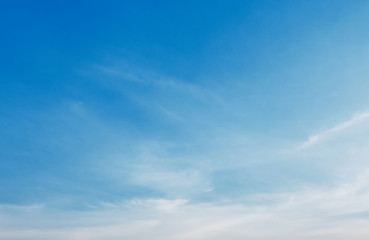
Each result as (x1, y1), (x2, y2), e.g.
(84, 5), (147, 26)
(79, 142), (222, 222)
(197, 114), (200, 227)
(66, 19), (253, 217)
(2, 0), (369, 239)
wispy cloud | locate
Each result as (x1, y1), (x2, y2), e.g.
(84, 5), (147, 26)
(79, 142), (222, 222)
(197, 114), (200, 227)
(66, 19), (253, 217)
(158, 105), (184, 122)
(93, 62), (221, 103)
(2, 170), (369, 240)
(129, 165), (213, 197)
(299, 111), (369, 149)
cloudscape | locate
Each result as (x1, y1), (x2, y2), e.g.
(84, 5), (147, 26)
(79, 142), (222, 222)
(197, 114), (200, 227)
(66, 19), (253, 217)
(1, 1), (369, 239)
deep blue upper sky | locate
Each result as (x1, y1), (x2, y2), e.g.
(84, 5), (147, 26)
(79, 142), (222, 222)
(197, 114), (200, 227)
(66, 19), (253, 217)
(1, 0), (369, 210)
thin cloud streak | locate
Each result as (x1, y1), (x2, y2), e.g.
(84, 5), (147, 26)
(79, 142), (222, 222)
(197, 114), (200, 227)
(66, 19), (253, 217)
(93, 63), (222, 103)
(299, 111), (369, 149)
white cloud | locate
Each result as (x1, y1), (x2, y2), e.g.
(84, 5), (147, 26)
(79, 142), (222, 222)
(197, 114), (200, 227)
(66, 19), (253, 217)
(2, 174), (369, 240)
